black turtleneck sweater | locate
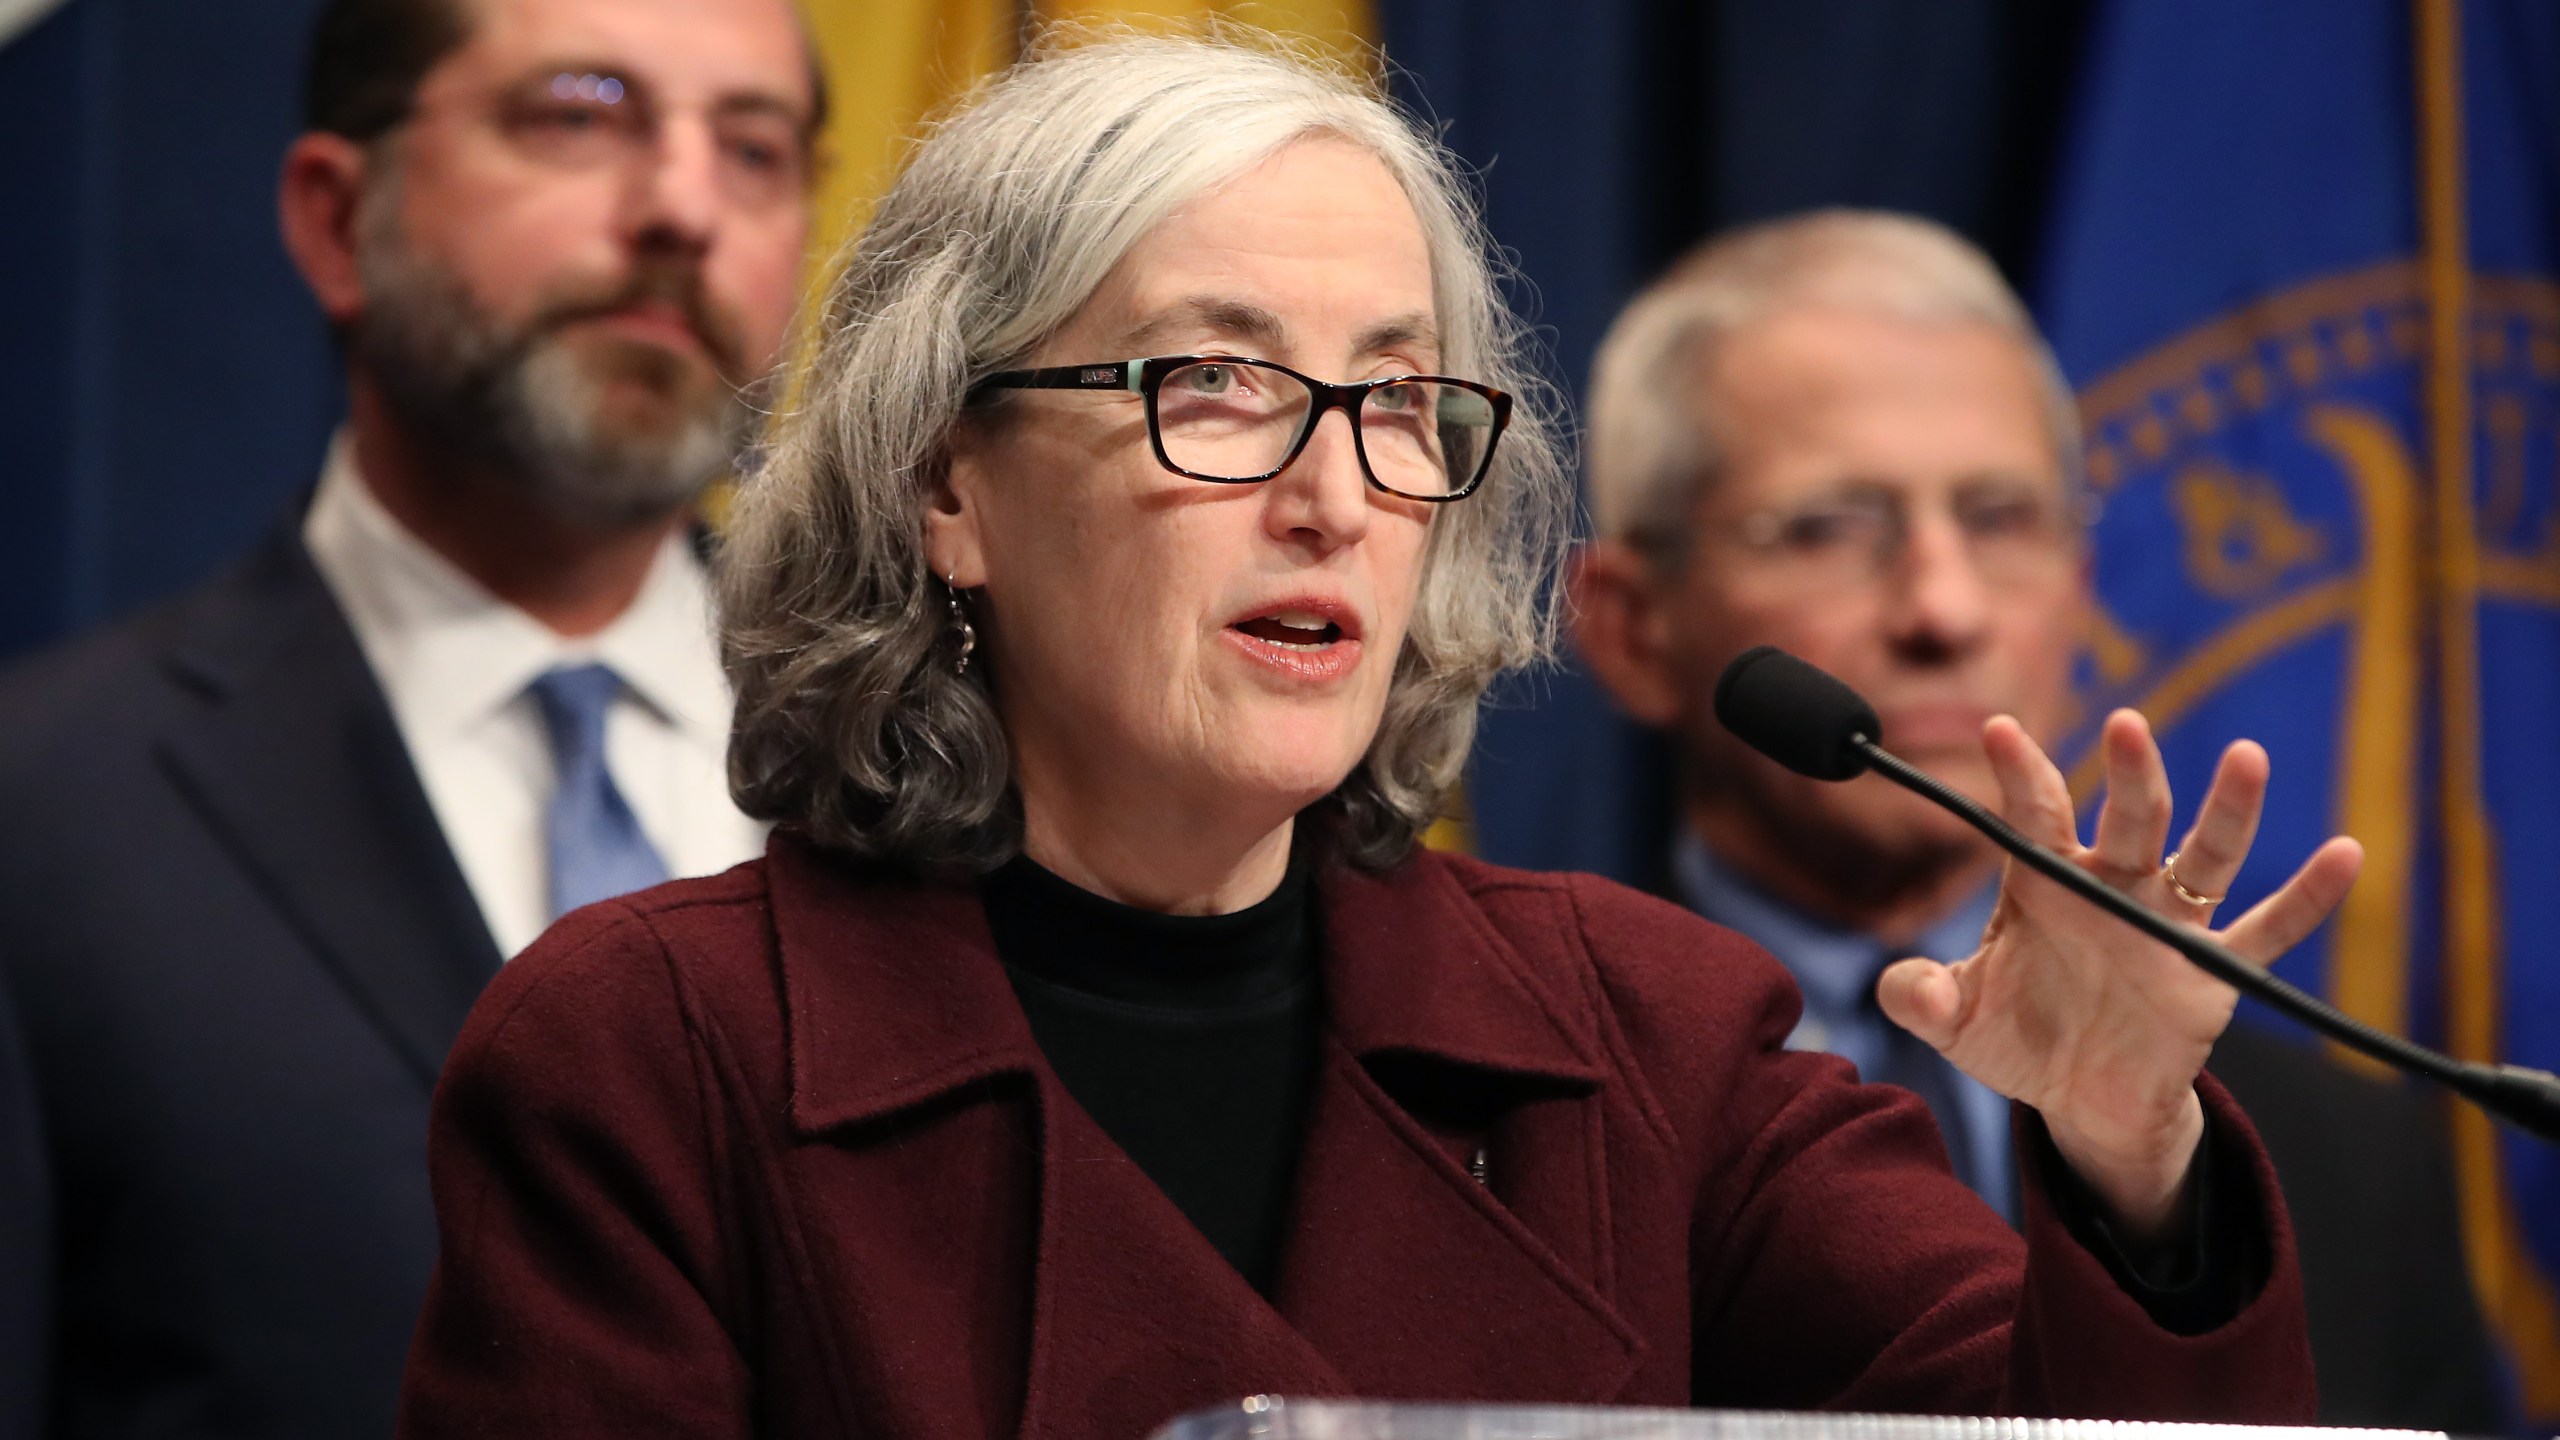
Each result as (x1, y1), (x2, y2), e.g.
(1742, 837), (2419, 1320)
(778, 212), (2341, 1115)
(980, 856), (1320, 1295)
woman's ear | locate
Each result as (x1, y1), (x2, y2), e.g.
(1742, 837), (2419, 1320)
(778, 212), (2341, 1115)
(1567, 539), (1686, 728)
(923, 431), (991, 589)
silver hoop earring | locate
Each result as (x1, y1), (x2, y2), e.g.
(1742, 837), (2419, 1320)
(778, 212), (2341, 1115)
(946, 572), (976, 675)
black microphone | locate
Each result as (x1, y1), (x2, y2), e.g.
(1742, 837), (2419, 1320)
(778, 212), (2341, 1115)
(1713, 643), (2560, 1144)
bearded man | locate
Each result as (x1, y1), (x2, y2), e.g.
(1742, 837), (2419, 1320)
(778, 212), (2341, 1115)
(0, 0), (819, 1434)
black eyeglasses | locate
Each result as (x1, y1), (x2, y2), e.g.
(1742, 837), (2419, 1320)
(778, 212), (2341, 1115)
(969, 354), (1512, 502)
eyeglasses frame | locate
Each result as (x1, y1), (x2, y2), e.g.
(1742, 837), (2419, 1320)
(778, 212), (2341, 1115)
(1716, 480), (2096, 589)
(968, 354), (1512, 503)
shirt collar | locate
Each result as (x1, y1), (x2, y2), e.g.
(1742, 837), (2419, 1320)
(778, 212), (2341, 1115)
(302, 430), (726, 746)
(587, 528), (728, 747)
(1671, 828), (1997, 1018)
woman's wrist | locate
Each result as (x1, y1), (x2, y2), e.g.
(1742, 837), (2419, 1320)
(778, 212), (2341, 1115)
(2041, 1087), (2207, 1244)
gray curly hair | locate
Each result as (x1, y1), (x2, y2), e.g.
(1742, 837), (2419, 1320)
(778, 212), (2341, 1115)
(719, 31), (1572, 873)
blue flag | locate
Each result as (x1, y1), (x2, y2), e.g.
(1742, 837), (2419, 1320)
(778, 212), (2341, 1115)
(2040, 0), (2560, 1419)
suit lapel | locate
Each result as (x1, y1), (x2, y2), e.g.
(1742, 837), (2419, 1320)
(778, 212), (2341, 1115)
(156, 530), (501, 1085)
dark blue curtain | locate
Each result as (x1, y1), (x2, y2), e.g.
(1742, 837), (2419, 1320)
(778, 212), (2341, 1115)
(0, 0), (339, 661)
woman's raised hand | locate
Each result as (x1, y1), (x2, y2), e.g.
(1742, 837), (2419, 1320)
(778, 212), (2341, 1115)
(1874, 709), (2363, 1238)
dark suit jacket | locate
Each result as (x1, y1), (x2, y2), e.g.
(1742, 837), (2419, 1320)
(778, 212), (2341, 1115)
(0, 528), (504, 1439)
(401, 837), (2313, 1440)
(2206, 1025), (2508, 1431)
(0, 976), (49, 1439)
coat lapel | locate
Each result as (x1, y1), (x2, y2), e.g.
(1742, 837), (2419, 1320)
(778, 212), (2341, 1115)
(155, 530), (501, 1085)
(1281, 858), (1648, 1402)
(1014, 1075), (1352, 1440)
(771, 839), (1349, 1440)
(1274, 1043), (1646, 1403)
(768, 839), (1647, 1430)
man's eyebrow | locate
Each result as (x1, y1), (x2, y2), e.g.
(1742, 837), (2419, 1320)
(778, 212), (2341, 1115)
(1949, 467), (2074, 500)
(1115, 296), (1291, 356)
(712, 92), (815, 130)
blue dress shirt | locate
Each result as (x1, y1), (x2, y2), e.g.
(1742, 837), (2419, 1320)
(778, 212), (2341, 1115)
(1673, 832), (2018, 1224)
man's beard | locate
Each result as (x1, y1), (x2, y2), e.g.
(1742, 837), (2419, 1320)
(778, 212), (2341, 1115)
(350, 201), (766, 531)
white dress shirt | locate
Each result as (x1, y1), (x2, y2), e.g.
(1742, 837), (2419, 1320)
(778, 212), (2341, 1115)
(303, 432), (767, 959)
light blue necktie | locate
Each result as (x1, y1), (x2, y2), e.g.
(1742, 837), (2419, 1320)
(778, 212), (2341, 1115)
(528, 663), (669, 920)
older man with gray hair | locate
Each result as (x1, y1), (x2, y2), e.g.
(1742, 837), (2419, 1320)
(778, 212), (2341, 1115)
(1570, 209), (2506, 1431)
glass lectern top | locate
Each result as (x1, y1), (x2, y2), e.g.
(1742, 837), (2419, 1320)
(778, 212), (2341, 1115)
(1149, 1400), (2444, 1440)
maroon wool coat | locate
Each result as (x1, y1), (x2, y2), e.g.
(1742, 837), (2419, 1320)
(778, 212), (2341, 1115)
(398, 834), (2314, 1440)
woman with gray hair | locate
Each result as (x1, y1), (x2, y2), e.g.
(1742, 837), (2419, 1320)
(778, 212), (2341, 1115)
(400, 32), (2353, 1440)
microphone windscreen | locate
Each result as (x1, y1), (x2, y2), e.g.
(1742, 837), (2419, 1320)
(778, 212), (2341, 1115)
(1713, 646), (1882, 781)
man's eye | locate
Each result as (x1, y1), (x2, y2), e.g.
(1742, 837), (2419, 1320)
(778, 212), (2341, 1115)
(720, 123), (804, 177)
(1962, 496), (2052, 537)
(1182, 365), (1240, 394)
(534, 104), (605, 129)
(1776, 511), (1866, 549)
(507, 101), (628, 145)
(729, 138), (782, 171)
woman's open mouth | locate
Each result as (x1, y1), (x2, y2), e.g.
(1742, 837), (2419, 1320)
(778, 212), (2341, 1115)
(1224, 601), (1362, 681)
(1232, 611), (1344, 648)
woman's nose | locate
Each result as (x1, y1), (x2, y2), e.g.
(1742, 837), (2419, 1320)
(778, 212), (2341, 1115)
(1263, 407), (1373, 552)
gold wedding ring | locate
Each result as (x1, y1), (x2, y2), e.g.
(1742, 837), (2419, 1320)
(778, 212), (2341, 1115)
(2160, 850), (2224, 907)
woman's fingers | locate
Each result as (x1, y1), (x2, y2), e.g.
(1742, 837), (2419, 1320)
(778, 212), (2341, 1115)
(2165, 740), (2270, 909)
(1984, 716), (2081, 853)
(2217, 836), (2365, 964)
(2090, 709), (2174, 876)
